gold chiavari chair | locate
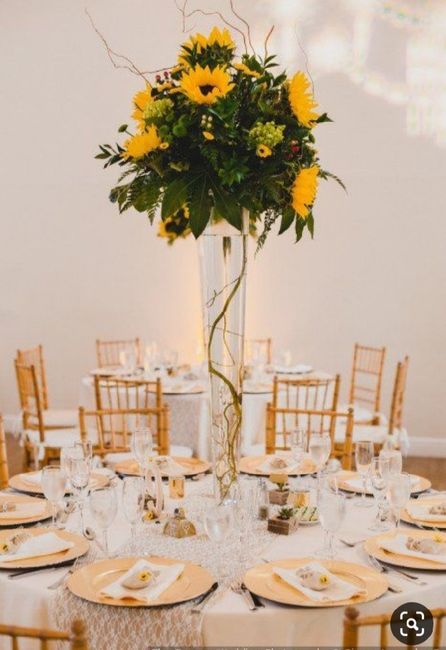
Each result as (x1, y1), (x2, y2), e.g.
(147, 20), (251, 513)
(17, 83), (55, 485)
(0, 619), (88, 650)
(348, 343), (386, 424)
(0, 415), (9, 489)
(16, 345), (77, 428)
(15, 362), (79, 468)
(265, 403), (354, 470)
(93, 376), (163, 411)
(343, 605), (446, 649)
(272, 375), (341, 411)
(351, 356), (410, 452)
(245, 337), (273, 365)
(96, 338), (142, 368)
(79, 405), (170, 461)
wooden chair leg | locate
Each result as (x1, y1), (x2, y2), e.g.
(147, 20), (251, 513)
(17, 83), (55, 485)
(343, 606), (360, 649)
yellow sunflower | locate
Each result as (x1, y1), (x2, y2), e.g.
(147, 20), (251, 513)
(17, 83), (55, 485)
(207, 26), (235, 48)
(123, 126), (161, 159)
(289, 72), (319, 128)
(132, 84), (153, 130)
(180, 65), (234, 105)
(256, 144), (272, 157)
(291, 166), (319, 218)
(233, 62), (261, 78)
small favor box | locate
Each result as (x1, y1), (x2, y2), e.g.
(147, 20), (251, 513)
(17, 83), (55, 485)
(267, 515), (299, 535)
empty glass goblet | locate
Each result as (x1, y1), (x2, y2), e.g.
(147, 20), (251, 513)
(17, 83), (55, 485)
(131, 427), (153, 480)
(122, 476), (145, 537)
(388, 472), (412, 530)
(70, 457), (91, 532)
(90, 487), (118, 557)
(41, 466), (67, 527)
(316, 490), (346, 558)
(369, 457), (390, 531)
(203, 503), (233, 578)
(290, 428), (307, 467)
(355, 440), (374, 507)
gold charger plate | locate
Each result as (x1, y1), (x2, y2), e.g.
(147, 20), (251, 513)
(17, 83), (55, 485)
(0, 494), (52, 527)
(0, 527), (89, 569)
(9, 471), (110, 496)
(364, 529), (446, 570)
(115, 456), (211, 478)
(334, 470), (431, 495)
(244, 558), (388, 608)
(163, 386), (205, 395)
(239, 455), (316, 477)
(401, 497), (446, 530)
(67, 556), (214, 607)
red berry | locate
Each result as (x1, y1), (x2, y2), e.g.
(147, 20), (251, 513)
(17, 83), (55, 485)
(164, 70), (169, 78)
(156, 74), (161, 82)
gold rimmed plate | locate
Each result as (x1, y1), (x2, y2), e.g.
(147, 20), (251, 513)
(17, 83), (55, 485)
(401, 497), (446, 530)
(364, 529), (446, 570)
(0, 527), (89, 570)
(9, 471), (110, 496)
(244, 558), (387, 607)
(239, 455), (316, 477)
(0, 494), (52, 528)
(333, 470), (431, 496)
(115, 456), (211, 478)
(162, 385), (205, 395)
(67, 556), (214, 607)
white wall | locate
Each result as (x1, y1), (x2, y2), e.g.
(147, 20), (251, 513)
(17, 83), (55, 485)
(1, 0), (445, 447)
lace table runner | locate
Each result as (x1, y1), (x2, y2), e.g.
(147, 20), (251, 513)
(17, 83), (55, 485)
(51, 488), (274, 649)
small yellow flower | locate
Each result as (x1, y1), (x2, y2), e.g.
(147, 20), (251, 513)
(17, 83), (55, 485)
(138, 571), (151, 583)
(157, 81), (173, 91)
(203, 131), (215, 140)
(291, 166), (319, 218)
(256, 144), (272, 158)
(434, 533), (445, 543)
(159, 142), (170, 149)
(1, 543), (9, 553)
(132, 85), (154, 130)
(180, 65), (234, 105)
(233, 62), (261, 78)
(123, 126), (161, 159)
(289, 72), (319, 128)
(319, 574), (329, 585)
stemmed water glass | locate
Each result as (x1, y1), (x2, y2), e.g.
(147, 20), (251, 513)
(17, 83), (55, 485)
(41, 466), (67, 527)
(309, 432), (331, 497)
(290, 428), (307, 466)
(90, 487), (118, 557)
(369, 457), (390, 530)
(131, 427), (153, 481)
(203, 503), (233, 578)
(316, 490), (346, 558)
(74, 440), (93, 463)
(122, 477), (145, 537)
(355, 440), (374, 507)
(379, 448), (402, 480)
(388, 472), (412, 530)
(70, 457), (91, 533)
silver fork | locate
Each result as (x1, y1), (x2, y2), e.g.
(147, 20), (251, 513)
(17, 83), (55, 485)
(363, 553), (403, 592)
(47, 558), (80, 590)
(231, 579), (257, 610)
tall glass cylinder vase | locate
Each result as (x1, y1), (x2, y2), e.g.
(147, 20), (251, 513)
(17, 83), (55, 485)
(198, 209), (248, 503)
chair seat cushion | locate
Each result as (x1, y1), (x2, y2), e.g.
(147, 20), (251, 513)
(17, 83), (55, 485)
(29, 409), (78, 428)
(25, 428), (81, 449)
(338, 403), (387, 425)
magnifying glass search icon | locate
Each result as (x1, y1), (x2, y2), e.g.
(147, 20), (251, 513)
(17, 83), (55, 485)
(407, 618), (420, 632)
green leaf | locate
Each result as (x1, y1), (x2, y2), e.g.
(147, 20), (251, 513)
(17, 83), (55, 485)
(131, 175), (163, 214)
(307, 213), (314, 238)
(278, 207), (295, 235)
(161, 178), (188, 219)
(95, 152), (109, 159)
(118, 124), (128, 132)
(208, 178), (241, 230)
(295, 217), (306, 243)
(188, 174), (211, 238)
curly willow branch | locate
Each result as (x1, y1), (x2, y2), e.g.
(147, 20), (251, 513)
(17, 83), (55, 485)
(228, 0), (256, 55)
(175, 1), (249, 53)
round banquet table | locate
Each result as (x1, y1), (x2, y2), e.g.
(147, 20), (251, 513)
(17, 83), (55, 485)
(1, 476), (445, 649)
(79, 370), (333, 459)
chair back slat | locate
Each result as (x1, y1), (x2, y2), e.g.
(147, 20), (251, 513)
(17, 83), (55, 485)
(265, 403), (354, 470)
(79, 405), (169, 457)
(389, 356), (409, 434)
(96, 338), (141, 368)
(16, 345), (49, 409)
(349, 343), (386, 414)
(0, 415), (9, 489)
(245, 338), (272, 365)
(0, 620), (87, 649)
(14, 362), (45, 442)
(343, 606), (446, 649)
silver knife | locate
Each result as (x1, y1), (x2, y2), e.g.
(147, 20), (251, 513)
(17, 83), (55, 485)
(241, 584), (258, 610)
(192, 582), (218, 613)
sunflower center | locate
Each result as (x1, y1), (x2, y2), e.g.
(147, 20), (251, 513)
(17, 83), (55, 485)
(199, 84), (216, 96)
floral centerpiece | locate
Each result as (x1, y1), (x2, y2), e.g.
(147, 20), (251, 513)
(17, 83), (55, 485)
(97, 25), (341, 501)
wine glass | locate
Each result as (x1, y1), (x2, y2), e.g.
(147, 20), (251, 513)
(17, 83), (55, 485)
(74, 440), (93, 463)
(355, 440), (374, 507)
(369, 457), (390, 531)
(290, 428), (307, 466)
(41, 466), (67, 527)
(89, 487), (118, 557)
(131, 427), (153, 480)
(70, 457), (91, 533)
(316, 490), (346, 558)
(309, 432), (331, 496)
(379, 448), (402, 480)
(203, 503), (233, 577)
(122, 477), (145, 537)
(388, 472), (412, 530)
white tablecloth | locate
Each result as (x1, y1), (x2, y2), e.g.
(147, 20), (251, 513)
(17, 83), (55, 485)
(79, 371), (333, 460)
(1, 478), (445, 648)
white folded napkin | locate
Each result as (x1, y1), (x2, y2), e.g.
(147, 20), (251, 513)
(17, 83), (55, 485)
(273, 561), (365, 602)
(378, 534), (446, 565)
(345, 475), (420, 492)
(407, 503), (446, 523)
(153, 456), (187, 476)
(101, 559), (184, 603)
(259, 454), (300, 474)
(0, 532), (74, 563)
(0, 501), (47, 520)
(274, 364), (313, 375)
